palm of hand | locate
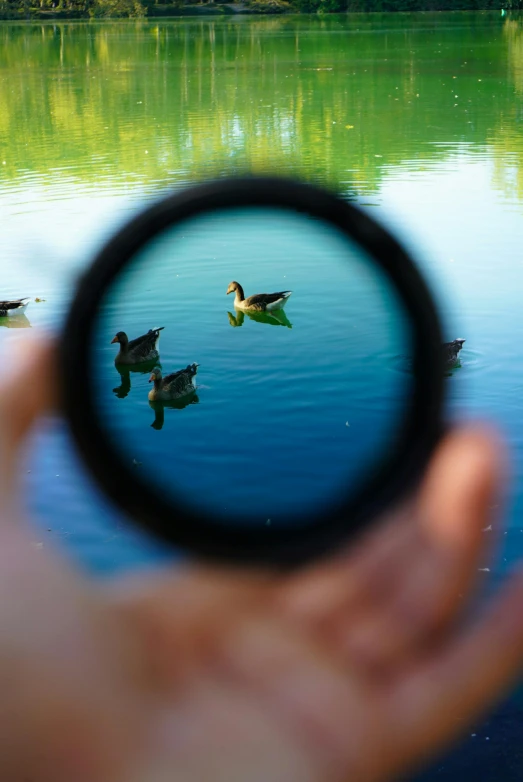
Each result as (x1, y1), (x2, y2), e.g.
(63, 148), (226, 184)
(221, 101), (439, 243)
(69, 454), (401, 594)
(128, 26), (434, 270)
(1, 339), (523, 782)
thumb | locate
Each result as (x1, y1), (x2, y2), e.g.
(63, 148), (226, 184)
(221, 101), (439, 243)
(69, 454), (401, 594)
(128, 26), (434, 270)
(0, 334), (57, 504)
(416, 424), (506, 624)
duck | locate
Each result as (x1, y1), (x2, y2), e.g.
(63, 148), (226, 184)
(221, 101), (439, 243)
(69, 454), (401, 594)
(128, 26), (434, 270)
(226, 281), (292, 312)
(0, 298), (30, 317)
(148, 364), (199, 402)
(111, 327), (164, 365)
(443, 338), (465, 368)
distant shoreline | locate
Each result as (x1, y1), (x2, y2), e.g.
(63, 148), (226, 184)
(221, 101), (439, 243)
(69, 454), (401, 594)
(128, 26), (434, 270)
(0, 3), (513, 21)
(0, 4), (282, 18)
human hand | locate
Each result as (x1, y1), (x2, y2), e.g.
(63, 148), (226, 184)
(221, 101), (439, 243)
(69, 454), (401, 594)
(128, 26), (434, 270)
(1, 336), (523, 782)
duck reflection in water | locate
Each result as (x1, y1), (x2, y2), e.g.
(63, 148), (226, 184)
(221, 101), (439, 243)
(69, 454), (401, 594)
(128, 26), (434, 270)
(113, 359), (158, 399)
(0, 314), (31, 329)
(394, 338), (466, 378)
(149, 394), (200, 430)
(227, 309), (292, 329)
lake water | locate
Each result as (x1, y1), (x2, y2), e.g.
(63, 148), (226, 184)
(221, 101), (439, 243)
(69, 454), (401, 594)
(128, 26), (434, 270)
(92, 206), (413, 536)
(2, 11), (523, 779)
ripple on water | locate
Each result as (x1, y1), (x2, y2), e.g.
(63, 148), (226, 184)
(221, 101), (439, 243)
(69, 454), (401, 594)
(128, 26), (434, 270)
(455, 348), (487, 375)
(386, 347), (486, 377)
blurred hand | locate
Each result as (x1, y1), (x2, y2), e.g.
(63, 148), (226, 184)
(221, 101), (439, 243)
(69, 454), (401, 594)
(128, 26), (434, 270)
(1, 336), (523, 782)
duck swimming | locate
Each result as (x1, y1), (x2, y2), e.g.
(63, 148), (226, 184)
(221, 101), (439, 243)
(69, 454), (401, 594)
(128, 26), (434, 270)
(226, 281), (292, 312)
(111, 327), (164, 365)
(443, 338), (465, 368)
(148, 364), (199, 402)
(0, 298), (30, 317)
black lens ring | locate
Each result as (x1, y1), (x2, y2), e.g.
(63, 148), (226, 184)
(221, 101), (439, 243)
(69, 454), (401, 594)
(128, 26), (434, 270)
(61, 175), (446, 568)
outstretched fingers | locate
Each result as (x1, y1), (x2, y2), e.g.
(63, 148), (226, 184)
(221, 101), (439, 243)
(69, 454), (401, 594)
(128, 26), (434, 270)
(386, 571), (523, 779)
(277, 426), (504, 674)
(340, 425), (505, 671)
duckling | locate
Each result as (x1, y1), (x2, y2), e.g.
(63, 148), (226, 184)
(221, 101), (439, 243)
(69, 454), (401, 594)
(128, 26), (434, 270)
(111, 327), (164, 365)
(443, 338), (465, 368)
(0, 297), (30, 317)
(226, 281), (292, 312)
(148, 364), (199, 402)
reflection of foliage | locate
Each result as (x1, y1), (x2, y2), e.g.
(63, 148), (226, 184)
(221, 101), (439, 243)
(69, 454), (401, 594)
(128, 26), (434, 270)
(489, 17), (523, 201)
(1, 17), (523, 199)
(504, 17), (523, 93)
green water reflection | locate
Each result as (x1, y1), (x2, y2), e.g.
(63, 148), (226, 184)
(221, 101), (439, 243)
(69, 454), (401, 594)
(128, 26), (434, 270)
(3, 13), (523, 774)
(2, 11), (523, 566)
(2, 13), (523, 197)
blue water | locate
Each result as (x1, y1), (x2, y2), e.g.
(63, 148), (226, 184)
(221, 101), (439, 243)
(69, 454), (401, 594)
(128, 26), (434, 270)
(6, 157), (523, 581)
(91, 208), (411, 527)
(2, 14), (523, 779)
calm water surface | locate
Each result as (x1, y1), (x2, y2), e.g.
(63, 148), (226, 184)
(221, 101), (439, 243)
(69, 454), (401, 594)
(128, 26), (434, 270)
(2, 12), (523, 778)
(92, 208), (412, 526)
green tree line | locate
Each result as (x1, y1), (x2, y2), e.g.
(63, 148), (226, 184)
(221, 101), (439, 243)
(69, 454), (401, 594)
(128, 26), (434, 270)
(1, 0), (522, 20)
